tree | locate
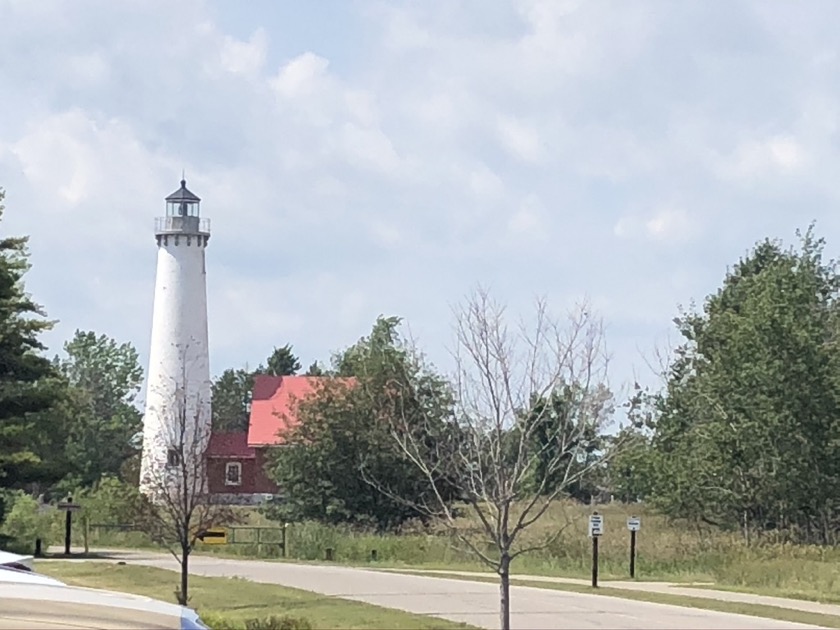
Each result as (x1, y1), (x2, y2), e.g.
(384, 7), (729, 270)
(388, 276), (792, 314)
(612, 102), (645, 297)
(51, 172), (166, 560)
(380, 289), (613, 630)
(211, 368), (253, 432)
(644, 227), (840, 543)
(54, 330), (144, 487)
(211, 345), (302, 432)
(305, 361), (324, 376)
(261, 344), (301, 376)
(0, 188), (62, 504)
(523, 383), (612, 502)
(266, 317), (457, 530)
(139, 349), (236, 605)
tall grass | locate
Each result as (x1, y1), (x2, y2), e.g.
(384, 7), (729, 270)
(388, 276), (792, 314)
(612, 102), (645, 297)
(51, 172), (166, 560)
(72, 500), (840, 602)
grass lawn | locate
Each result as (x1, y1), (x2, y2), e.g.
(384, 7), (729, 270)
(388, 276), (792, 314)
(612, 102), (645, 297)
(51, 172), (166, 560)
(392, 569), (840, 629)
(38, 562), (476, 630)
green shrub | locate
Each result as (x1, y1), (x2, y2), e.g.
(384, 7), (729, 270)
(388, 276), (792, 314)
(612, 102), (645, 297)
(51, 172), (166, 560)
(199, 614), (313, 630)
(199, 612), (243, 629)
(76, 475), (145, 525)
(0, 492), (56, 554)
(244, 616), (313, 630)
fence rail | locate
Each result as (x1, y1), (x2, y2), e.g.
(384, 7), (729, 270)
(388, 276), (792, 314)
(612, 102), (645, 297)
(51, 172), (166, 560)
(87, 523), (288, 555)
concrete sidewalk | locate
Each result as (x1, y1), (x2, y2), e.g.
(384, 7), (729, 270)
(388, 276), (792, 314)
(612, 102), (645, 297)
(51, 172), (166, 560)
(383, 568), (840, 618)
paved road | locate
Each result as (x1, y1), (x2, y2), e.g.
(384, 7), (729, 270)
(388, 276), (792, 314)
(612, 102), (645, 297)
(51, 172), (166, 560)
(391, 568), (840, 618)
(51, 550), (824, 629)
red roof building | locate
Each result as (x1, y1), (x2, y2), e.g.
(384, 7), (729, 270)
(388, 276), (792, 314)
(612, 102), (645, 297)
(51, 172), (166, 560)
(207, 375), (354, 504)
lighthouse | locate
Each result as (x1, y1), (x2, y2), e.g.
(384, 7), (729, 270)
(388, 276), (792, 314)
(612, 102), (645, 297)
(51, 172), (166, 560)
(139, 178), (212, 498)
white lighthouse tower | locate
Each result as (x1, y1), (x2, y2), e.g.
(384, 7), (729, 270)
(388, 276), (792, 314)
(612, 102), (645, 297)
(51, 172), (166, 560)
(139, 178), (212, 498)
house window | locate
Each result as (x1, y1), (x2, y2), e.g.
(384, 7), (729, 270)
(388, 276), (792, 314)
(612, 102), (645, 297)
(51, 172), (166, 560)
(166, 448), (181, 467)
(225, 462), (242, 486)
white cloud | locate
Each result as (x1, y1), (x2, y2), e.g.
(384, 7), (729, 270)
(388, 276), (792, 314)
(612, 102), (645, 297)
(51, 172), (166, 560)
(507, 194), (549, 241)
(4, 0), (840, 396)
(718, 135), (807, 182)
(339, 122), (401, 175)
(219, 28), (267, 77)
(271, 52), (331, 99)
(496, 116), (544, 163)
(614, 206), (698, 244)
(468, 164), (505, 201)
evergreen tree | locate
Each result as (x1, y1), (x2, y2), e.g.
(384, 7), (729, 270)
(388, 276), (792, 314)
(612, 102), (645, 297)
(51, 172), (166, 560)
(0, 189), (62, 500)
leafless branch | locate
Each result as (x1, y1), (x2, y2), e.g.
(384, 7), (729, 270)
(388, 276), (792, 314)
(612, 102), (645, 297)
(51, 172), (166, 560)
(137, 342), (238, 604)
(377, 287), (620, 574)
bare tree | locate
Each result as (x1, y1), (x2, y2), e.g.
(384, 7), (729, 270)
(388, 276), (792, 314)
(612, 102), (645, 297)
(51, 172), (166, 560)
(138, 348), (236, 605)
(381, 288), (616, 630)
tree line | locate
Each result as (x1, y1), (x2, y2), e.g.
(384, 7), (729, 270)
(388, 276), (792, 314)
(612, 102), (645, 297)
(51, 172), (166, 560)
(5, 180), (840, 620)
(7, 183), (840, 626)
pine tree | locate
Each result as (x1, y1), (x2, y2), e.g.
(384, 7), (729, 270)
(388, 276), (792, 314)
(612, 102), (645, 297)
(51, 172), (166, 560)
(0, 189), (60, 497)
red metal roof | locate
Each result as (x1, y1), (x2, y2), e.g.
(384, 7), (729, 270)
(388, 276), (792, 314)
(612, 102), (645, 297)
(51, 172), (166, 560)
(246, 375), (355, 446)
(207, 431), (256, 458)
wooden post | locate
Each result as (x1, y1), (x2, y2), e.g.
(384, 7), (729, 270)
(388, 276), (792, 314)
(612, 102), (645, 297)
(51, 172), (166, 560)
(591, 535), (599, 588)
(629, 529), (637, 579)
(64, 497), (73, 556)
(83, 515), (90, 555)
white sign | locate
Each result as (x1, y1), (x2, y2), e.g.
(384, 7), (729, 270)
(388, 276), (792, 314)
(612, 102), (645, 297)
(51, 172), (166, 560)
(627, 517), (641, 532)
(589, 514), (604, 537)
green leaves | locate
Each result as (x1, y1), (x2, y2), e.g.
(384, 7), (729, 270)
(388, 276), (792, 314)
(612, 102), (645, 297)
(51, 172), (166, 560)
(266, 316), (455, 531)
(54, 330), (144, 488)
(211, 344), (303, 432)
(641, 226), (840, 542)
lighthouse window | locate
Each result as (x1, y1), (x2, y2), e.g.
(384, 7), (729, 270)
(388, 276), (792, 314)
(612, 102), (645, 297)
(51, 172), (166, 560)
(225, 462), (242, 486)
(166, 448), (181, 468)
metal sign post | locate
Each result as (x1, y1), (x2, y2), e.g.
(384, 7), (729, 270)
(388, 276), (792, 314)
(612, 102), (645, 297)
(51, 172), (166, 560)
(627, 516), (641, 578)
(588, 512), (604, 588)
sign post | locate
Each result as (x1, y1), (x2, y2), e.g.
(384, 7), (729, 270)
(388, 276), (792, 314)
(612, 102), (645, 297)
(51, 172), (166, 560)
(57, 497), (82, 556)
(627, 516), (641, 578)
(588, 512), (603, 588)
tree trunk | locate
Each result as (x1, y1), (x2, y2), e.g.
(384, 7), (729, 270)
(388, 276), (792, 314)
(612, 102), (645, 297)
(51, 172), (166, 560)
(179, 545), (190, 606)
(499, 553), (511, 630)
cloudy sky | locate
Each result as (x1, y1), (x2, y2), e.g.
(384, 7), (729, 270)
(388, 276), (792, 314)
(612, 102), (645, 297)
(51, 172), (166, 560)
(2, 0), (839, 400)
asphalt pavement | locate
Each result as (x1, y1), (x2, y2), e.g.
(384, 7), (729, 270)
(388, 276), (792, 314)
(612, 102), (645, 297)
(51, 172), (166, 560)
(46, 549), (827, 629)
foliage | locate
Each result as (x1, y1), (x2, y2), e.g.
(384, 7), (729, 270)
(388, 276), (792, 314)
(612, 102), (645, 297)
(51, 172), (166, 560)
(212, 345), (302, 432)
(244, 616), (313, 630)
(304, 361), (324, 376)
(381, 289), (613, 630)
(0, 491), (56, 553)
(642, 226), (840, 544)
(521, 383), (613, 501)
(75, 475), (146, 525)
(266, 316), (456, 531)
(212, 368), (254, 433)
(54, 330), (144, 487)
(0, 188), (63, 499)
(260, 344), (302, 377)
